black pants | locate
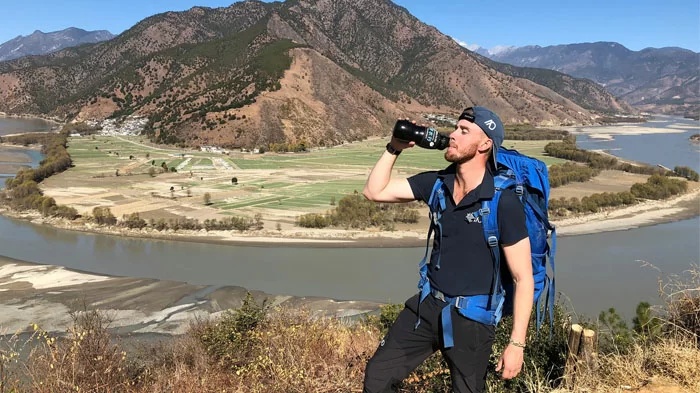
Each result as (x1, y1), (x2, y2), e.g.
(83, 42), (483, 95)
(363, 293), (495, 393)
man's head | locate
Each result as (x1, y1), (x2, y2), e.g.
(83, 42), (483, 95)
(454, 106), (504, 168)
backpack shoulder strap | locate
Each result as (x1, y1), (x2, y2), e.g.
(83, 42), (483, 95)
(481, 172), (517, 308)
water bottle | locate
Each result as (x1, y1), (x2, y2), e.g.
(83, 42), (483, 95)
(392, 120), (450, 150)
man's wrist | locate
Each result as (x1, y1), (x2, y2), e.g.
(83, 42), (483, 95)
(385, 143), (402, 156)
(508, 339), (527, 349)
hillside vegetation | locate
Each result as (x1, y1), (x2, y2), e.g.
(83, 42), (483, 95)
(0, 0), (631, 151)
(1, 266), (697, 392)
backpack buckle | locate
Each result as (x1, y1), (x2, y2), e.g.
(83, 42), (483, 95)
(487, 235), (498, 248)
(515, 185), (524, 196)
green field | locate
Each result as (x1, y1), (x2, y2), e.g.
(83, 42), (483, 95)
(63, 135), (564, 215)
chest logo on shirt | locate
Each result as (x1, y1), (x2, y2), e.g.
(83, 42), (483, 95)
(465, 212), (482, 224)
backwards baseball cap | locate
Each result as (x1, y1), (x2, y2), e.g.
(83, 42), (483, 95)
(458, 106), (504, 169)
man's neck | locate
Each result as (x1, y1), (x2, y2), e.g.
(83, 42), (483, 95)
(454, 160), (486, 195)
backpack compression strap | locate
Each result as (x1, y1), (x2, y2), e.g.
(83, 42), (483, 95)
(524, 192), (557, 331)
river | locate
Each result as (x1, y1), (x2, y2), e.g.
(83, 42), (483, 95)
(0, 117), (55, 186)
(0, 116), (698, 321)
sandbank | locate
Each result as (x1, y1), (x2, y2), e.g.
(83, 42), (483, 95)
(0, 256), (382, 335)
(563, 120), (699, 141)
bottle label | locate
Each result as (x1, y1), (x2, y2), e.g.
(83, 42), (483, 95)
(426, 128), (437, 142)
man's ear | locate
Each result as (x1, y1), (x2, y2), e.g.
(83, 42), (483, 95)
(477, 138), (492, 154)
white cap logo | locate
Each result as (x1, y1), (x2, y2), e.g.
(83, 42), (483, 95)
(484, 119), (497, 131)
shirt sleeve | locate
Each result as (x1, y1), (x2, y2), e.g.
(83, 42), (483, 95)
(407, 171), (439, 203)
(497, 188), (529, 245)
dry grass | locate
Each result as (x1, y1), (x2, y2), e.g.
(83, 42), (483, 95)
(0, 306), (380, 393)
(0, 266), (698, 393)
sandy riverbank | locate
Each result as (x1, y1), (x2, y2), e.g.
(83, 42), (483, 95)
(0, 256), (382, 335)
(563, 119), (700, 141)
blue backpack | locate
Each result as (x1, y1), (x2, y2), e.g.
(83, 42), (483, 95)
(416, 146), (556, 348)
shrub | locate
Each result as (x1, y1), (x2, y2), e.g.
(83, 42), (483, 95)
(122, 212), (147, 229)
(92, 206), (117, 225)
(54, 205), (79, 220)
(196, 293), (269, 369)
(22, 309), (130, 392)
(296, 213), (331, 228)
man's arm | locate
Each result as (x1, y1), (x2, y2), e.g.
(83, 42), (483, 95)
(362, 139), (415, 202)
(496, 237), (534, 379)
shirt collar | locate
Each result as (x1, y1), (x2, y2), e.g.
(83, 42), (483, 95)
(437, 164), (495, 207)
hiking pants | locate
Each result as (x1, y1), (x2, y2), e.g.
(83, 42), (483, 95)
(363, 293), (495, 393)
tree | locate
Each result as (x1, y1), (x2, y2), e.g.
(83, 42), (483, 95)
(231, 177), (238, 185)
(203, 192), (212, 205)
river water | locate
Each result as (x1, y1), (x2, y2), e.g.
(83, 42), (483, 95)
(0, 117), (55, 186)
(574, 115), (700, 171)
(0, 117), (698, 321)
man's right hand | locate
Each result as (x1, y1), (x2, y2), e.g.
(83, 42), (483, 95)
(389, 137), (414, 152)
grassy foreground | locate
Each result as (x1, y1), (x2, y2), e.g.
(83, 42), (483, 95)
(1, 267), (697, 393)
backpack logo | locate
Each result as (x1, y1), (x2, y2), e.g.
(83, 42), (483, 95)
(484, 119), (497, 131)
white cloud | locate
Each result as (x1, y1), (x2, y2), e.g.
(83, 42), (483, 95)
(451, 37), (480, 51)
(488, 45), (516, 55)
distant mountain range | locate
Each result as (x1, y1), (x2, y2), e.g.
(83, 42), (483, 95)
(476, 42), (699, 117)
(0, 28), (114, 62)
(0, 0), (632, 149)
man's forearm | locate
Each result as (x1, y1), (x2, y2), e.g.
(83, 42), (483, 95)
(363, 150), (399, 201)
(510, 276), (534, 344)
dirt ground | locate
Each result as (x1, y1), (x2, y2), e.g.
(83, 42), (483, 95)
(550, 170), (651, 199)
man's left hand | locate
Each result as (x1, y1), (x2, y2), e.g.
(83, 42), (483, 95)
(495, 345), (524, 379)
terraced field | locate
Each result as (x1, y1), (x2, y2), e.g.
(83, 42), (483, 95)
(41, 135), (569, 229)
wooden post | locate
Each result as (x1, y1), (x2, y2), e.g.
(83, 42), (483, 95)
(580, 329), (597, 370)
(564, 324), (583, 388)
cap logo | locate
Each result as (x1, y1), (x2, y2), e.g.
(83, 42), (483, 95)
(484, 119), (497, 131)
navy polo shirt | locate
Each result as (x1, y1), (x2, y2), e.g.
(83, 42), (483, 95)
(408, 164), (528, 297)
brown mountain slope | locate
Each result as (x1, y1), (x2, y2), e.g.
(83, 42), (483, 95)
(174, 47), (437, 148)
(0, 0), (631, 149)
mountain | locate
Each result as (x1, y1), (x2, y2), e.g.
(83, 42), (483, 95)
(0, 28), (115, 62)
(0, 0), (631, 149)
(480, 42), (699, 116)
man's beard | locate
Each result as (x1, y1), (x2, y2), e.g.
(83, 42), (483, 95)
(444, 143), (478, 164)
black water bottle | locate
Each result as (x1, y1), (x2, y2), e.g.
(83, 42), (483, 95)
(392, 120), (450, 150)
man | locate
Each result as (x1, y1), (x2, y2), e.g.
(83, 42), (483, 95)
(362, 107), (534, 393)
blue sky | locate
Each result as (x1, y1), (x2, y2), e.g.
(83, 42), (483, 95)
(1, 0), (698, 52)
